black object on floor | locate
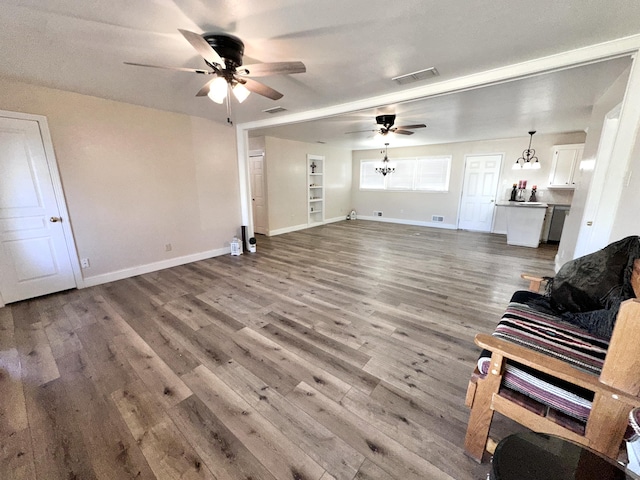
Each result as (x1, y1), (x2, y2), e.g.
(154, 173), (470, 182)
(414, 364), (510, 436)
(491, 432), (635, 480)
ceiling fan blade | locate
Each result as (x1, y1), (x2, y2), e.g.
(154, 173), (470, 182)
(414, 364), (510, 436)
(195, 77), (219, 97)
(344, 129), (377, 134)
(124, 62), (211, 74)
(178, 29), (225, 69)
(393, 129), (414, 135)
(396, 124), (427, 130)
(240, 78), (283, 100)
(237, 61), (306, 77)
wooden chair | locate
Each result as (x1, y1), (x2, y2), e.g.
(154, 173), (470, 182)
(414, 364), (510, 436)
(464, 274), (640, 463)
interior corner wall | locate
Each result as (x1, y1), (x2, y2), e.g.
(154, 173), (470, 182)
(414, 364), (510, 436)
(262, 136), (352, 233)
(556, 68), (631, 268)
(608, 58), (640, 243)
(0, 78), (241, 283)
(610, 131), (640, 241)
(351, 132), (586, 227)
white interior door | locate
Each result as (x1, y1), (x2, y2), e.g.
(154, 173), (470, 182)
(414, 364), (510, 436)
(249, 152), (268, 235)
(0, 115), (77, 304)
(458, 154), (503, 232)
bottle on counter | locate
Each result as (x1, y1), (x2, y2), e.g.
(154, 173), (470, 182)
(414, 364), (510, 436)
(510, 184), (518, 201)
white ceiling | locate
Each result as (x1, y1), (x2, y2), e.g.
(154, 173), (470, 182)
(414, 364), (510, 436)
(249, 57), (632, 149)
(2, 1), (640, 148)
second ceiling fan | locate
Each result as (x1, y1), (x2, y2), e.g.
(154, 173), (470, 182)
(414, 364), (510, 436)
(346, 114), (426, 136)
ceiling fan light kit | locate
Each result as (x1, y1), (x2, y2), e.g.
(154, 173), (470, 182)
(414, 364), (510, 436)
(124, 28), (306, 117)
(232, 83), (251, 103)
(207, 77), (230, 104)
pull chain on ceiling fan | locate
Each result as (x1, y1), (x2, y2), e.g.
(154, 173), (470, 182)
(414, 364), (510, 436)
(124, 28), (306, 122)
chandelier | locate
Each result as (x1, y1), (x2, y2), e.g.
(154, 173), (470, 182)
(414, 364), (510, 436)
(376, 143), (395, 176)
(513, 130), (541, 169)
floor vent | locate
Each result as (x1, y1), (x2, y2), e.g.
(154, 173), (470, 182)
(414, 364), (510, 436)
(392, 67), (439, 85)
(373, 211), (383, 217)
(432, 215), (444, 222)
(262, 106), (287, 114)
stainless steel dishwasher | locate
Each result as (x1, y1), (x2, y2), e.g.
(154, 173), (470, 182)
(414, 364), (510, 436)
(548, 205), (570, 243)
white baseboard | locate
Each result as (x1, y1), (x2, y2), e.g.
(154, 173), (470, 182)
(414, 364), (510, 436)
(324, 215), (346, 224)
(268, 223), (310, 236)
(268, 216), (345, 236)
(357, 215), (457, 230)
(81, 246), (230, 288)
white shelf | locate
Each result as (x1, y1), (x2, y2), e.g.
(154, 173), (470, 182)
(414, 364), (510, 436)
(307, 154), (325, 225)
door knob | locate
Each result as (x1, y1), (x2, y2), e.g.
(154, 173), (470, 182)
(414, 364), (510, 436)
(50, 216), (61, 223)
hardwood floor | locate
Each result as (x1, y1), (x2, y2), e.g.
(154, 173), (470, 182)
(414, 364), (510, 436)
(0, 221), (558, 480)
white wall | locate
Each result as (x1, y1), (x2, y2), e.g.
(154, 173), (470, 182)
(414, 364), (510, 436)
(610, 130), (640, 240)
(609, 62), (640, 242)
(351, 132), (586, 227)
(261, 136), (352, 234)
(556, 69), (630, 265)
(0, 78), (241, 284)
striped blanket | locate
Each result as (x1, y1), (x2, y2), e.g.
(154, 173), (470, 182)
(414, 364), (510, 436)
(478, 291), (609, 421)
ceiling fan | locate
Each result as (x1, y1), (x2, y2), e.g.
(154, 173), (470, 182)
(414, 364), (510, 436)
(346, 114), (426, 136)
(125, 29), (306, 106)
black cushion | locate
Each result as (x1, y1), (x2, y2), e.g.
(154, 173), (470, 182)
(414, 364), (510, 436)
(549, 236), (640, 313)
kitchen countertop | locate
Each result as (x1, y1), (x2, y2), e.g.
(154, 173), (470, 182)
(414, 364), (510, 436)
(496, 201), (549, 208)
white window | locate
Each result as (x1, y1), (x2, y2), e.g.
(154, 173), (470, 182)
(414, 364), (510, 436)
(387, 160), (415, 190)
(359, 161), (385, 189)
(415, 156), (451, 191)
(359, 156), (451, 192)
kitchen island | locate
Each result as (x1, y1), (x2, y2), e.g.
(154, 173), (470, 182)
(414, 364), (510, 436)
(496, 201), (549, 248)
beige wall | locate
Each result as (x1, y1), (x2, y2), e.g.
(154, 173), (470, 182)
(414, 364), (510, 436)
(351, 131), (586, 226)
(261, 136), (352, 233)
(0, 78), (241, 281)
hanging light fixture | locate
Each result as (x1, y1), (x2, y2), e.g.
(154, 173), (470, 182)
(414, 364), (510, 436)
(513, 130), (541, 170)
(376, 143), (395, 176)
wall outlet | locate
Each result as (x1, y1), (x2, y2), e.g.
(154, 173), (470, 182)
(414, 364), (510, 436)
(373, 211), (383, 217)
(432, 215), (444, 222)
(80, 258), (90, 268)
(165, 243), (172, 252)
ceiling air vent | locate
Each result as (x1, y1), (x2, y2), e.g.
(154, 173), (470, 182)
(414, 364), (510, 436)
(263, 106), (287, 114)
(392, 67), (439, 85)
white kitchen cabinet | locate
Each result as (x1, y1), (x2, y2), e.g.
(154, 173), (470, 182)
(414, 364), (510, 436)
(548, 144), (584, 188)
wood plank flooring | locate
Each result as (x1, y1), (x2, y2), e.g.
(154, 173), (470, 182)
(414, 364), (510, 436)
(0, 221), (558, 480)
